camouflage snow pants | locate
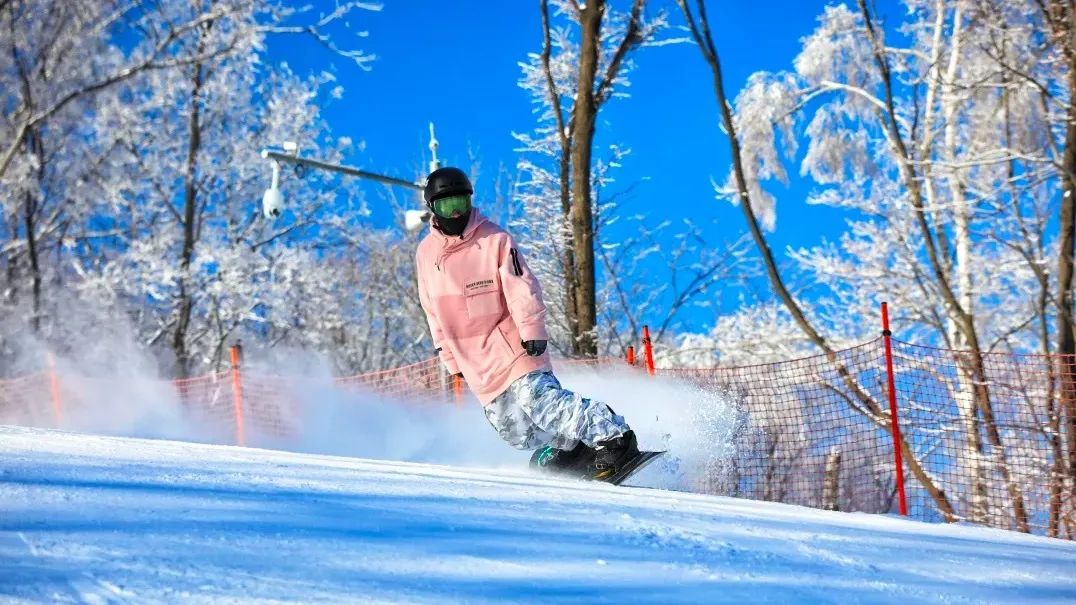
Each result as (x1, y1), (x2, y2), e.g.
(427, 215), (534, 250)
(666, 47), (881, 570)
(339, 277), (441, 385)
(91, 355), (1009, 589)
(483, 370), (630, 451)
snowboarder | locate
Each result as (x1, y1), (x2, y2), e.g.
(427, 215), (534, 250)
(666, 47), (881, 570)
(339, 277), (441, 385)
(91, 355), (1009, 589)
(415, 166), (639, 481)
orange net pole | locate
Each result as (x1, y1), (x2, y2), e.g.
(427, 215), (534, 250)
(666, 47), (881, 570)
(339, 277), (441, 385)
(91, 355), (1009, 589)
(46, 353), (64, 428)
(642, 326), (656, 376)
(453, 374), (464, 406)
(881, 302), (908, 516)
(230, 345), (246, 447)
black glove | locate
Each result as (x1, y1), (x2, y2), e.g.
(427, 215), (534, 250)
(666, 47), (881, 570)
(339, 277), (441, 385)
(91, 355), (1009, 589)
(522, 339), (547, 356)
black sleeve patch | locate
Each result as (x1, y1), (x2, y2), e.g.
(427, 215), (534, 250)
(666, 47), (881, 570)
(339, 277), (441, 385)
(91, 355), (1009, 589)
(509, 248), (523, 276)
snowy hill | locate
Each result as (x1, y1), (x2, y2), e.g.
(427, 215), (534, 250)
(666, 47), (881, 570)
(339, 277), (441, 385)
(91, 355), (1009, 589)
(2, 426), (1075, 604)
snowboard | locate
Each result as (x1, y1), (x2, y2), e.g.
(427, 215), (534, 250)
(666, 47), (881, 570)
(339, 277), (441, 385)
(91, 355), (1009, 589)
(603, 450), (666, 486)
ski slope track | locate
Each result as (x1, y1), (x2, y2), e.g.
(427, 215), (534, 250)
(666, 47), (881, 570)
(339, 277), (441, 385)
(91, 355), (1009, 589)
(2, 426), (1075, 604)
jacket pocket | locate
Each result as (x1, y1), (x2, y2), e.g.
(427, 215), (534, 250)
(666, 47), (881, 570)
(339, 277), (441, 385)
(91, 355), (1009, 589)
(495, 321), (518, 357)
(465, 290), (503, 318)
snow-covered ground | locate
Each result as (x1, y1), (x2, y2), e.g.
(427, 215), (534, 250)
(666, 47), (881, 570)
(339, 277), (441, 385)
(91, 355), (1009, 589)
(2, 426), (1074, 604)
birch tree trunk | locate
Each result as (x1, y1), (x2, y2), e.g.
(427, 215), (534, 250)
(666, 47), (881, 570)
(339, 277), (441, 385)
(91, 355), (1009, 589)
(1038, 0), (1076, 532)
(937, 1), (989, 524)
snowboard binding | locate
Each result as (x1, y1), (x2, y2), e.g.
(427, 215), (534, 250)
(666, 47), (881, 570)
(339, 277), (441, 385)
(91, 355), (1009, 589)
(529, 431), (664, 486)
(529, 441), (595, 477)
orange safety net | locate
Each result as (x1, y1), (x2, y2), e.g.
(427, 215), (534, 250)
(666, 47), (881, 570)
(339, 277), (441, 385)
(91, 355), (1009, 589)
(661, 340), (900, 517)
(557, 356), (628, 369)
(0, 373), (53, 427)
(174, 372), (243, 443)
(889, 339), (1075, 539)
(177, 371), (303, 443)
(334, 357), (451, 402)
(1, 338), (1073, 539)
(657, 338), (1074, 539)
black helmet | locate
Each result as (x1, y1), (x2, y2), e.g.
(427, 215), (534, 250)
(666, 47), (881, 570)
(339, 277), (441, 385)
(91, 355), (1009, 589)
(423, 167), (473, 206)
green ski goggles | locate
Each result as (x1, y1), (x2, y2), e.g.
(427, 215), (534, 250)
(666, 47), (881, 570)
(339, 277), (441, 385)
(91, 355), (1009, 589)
(431, 194), (472, 218)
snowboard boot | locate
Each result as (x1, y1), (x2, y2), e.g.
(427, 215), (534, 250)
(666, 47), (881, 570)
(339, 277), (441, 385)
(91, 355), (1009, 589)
(529, 441), (596, 477)
(588, 430), (639, 482)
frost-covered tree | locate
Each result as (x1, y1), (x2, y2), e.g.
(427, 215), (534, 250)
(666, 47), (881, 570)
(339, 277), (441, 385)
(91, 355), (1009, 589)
(79, 55), (361, 375)
(1026, 0), (1076, 538)
(514, 0), (743, 357)
(679, 0), (1076, 534)
(0, 0), (247, 344)
(514, 0), (661, 356)
(0, 0), (427, 378)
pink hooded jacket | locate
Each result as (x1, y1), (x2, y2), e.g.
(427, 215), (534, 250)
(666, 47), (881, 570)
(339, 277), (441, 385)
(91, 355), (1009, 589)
(416, 208), (552, 405)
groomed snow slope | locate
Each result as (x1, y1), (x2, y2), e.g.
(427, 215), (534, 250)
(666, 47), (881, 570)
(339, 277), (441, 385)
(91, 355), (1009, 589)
(2, 425), (1075, 604)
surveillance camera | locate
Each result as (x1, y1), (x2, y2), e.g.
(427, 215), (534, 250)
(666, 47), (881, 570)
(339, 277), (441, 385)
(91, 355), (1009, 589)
(404, 209), (431, 232)
(262, 186), (284, 219)
(283, 141), (298, 154)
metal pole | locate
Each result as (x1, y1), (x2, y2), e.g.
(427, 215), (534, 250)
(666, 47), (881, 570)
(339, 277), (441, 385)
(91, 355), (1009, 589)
(882, 302), (909, 516)
(428, 122), (441, 173)
(260, 150), (423, 191)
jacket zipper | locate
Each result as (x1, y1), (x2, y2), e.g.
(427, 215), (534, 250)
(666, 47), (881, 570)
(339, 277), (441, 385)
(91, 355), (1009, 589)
(509, 248), (523, 276)
(436, 239), (450, 271)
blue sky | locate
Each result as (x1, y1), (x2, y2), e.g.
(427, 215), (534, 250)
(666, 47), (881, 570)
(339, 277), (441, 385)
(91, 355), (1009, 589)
(265, 1), (905, 333)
